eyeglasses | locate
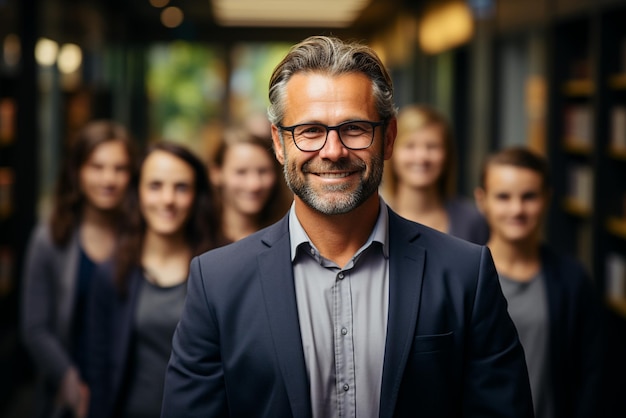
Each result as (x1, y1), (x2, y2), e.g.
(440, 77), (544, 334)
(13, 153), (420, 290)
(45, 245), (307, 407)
(278, 120), (385, 152)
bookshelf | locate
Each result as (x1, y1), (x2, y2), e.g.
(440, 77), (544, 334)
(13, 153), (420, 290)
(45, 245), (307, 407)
(0, 5), (40, 411)
(545, 7), (626, 412)
(547, 14), (597, 273)
(0, 66), (25, 415)
(0, 78), (18, 302)
(599, 5), (626, 319)
(547, 4), (626, 317)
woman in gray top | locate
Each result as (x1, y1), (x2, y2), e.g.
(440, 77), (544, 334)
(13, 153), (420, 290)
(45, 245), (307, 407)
(475, 146), (605, 418)
(380, 104), (489, 244)
(88, 142), (220, 418)
(21, 120), (138, 418)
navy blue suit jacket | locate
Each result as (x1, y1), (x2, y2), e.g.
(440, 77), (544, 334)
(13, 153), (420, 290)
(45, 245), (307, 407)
(162, 208), (534, 417)
(540, 246), (606, 418)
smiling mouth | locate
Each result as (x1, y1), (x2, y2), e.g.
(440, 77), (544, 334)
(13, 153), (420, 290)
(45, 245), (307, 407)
(316, 172), (353, 179)
(155, 211), (178, 218)
(407, 165), (431, 171)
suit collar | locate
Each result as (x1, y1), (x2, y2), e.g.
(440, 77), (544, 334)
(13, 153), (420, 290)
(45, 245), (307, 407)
(287, 200), (391, 262)
(258, 210), (426, 418)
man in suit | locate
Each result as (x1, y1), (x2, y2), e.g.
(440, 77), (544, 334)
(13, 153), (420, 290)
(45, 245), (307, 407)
(162, 35), (534, 418)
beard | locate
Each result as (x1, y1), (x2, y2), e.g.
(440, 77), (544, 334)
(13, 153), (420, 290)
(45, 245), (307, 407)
(282, 151), (384, 215)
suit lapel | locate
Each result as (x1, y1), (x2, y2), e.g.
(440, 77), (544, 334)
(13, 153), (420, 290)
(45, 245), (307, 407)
(257, 218), (312, 418)
(540, 247), (563, 354)
(380, 211), (426, 418)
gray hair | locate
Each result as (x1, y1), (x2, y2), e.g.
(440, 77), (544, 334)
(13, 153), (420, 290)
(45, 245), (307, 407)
(267, 36), (397, 126)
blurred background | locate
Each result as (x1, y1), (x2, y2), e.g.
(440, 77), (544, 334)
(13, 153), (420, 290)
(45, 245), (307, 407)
(2, 0), (626, 415)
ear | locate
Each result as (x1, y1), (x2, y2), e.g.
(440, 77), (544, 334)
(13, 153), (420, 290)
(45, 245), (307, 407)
(474, 187), (486, 214)
(271, 124), (285, 165)
(383, 117), (397, 161)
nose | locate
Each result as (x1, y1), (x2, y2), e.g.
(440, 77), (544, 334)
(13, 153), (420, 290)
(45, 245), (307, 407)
(511, 198), (524, 214)
(318, 129), (349, 161)
(246, 172), (264, 191)
(412, 144), (431, 161)
(161, 187), (176, 204)
(101, 166), (118, 184)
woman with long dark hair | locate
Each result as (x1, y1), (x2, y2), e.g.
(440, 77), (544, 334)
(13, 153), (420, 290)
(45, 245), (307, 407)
(21, 120), (138, 418)
(88, 141), (220, 418)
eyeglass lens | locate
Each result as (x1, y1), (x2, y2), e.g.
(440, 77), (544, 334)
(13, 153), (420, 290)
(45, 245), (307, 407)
(293, 121), (376, 151)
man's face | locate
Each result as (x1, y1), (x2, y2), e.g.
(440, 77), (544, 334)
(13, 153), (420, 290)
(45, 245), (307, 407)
(271, 72), (395, 215)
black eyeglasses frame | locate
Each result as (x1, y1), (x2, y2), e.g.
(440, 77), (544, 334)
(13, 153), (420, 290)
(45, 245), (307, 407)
(277, 120), (386, 152)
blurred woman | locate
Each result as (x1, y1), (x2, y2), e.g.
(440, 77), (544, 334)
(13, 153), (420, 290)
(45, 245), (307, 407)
(210, 126), (291, 243)
(88, 142), (220, 418)
(474, 146), (605, 418)
(21, 120), (138, 418)
(381, 104), (488, 244)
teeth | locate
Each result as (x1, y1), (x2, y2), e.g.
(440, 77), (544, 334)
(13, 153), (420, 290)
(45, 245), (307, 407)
(318, 172), (350, 179)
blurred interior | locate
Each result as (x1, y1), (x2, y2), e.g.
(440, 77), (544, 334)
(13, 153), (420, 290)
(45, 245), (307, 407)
(2, 0), (626, 415)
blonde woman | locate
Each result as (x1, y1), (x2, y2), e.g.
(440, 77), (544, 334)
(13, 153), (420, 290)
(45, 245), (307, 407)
(381, 104), (488, 244)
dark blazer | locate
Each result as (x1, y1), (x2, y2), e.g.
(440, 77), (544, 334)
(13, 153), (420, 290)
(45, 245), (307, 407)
(446, 197), (490, 245)
(540, 246), (606, 418)
(21, 222), (82, 418)
(87, 264), (144, 418)
(162, 208), (534, 418)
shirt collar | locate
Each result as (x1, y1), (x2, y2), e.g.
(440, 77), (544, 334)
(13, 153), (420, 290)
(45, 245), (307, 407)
(288, 197), (390, 262)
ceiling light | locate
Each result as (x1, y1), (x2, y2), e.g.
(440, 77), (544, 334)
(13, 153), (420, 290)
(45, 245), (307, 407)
(418, 1), (474, 54)
(58, 44), (82, 74)
(35, 38), (58, 67)
(211, 0), (371, 27)
(161, 6), (184, 28)
(150, 0), (170, 7)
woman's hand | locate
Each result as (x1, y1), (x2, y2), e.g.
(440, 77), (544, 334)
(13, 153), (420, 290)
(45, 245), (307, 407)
(57, 367), (90, 418)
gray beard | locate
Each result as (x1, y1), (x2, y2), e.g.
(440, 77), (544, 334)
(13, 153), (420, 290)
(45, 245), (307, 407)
(282, 152), (384, 215)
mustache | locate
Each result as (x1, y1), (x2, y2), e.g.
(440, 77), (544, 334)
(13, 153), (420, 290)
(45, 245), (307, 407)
(302, 159), (366, 173)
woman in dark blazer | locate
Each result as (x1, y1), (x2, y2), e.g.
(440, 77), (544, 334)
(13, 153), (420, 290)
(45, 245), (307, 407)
(475, 146), (605, 418)
(87, 142), (220, 418)
(380, 104), (489, 245)
(21, 120), (138, 418)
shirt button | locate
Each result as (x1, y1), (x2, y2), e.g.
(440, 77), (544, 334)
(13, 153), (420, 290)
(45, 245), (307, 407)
(343, 384), (349, 391)
(338, 272), (344, 280)
(310, 248), (315, 255)
(341, 328), (348, 335)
